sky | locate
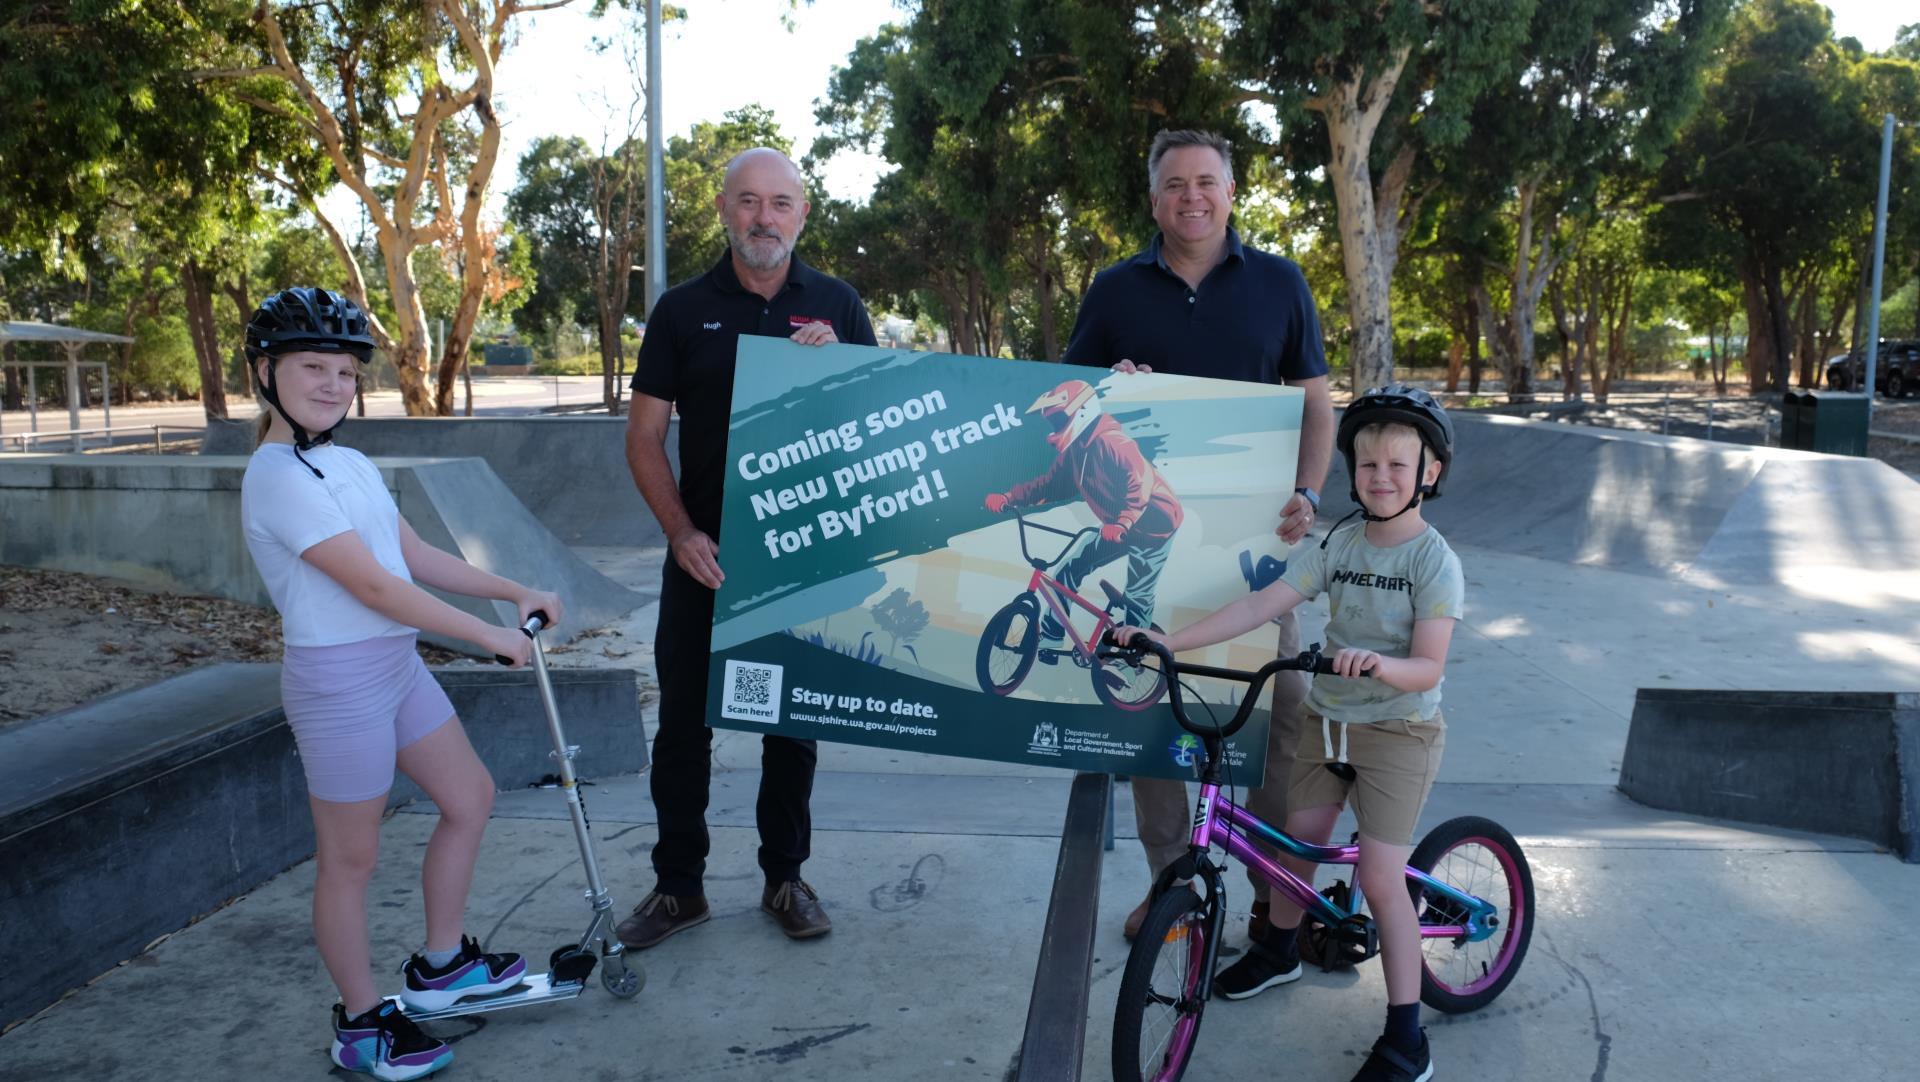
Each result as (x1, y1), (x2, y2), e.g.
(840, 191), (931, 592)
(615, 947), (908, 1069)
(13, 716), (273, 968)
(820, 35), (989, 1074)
(317, 0), (1907, 228)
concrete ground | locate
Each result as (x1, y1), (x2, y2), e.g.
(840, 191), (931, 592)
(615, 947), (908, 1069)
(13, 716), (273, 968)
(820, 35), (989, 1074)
(5, 424), (1919, 1080)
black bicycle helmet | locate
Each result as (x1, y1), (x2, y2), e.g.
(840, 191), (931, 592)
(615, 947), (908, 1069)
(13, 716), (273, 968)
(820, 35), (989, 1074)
(245, 287), (375, 476)
(1335, 384), (1455, 522)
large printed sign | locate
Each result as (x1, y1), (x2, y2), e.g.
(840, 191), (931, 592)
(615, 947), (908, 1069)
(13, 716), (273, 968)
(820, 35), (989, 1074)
(704, 338), (1302, 782)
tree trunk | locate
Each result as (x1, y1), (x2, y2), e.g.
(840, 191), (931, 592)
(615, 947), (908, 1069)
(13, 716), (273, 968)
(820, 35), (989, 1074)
(1761, 263), (1793, 392)
(1327, 107), (1396, 391)
(1738, 268), (1772, 392)
(1549, 272), (1581, 400)
(1466, 293), (1484, 394)
(181, 259), (229, 421)
(1794, 272), (1819, 388)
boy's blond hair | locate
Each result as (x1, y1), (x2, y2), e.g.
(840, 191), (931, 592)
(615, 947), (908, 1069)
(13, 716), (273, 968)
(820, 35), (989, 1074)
(1351, 421), (1427, 460)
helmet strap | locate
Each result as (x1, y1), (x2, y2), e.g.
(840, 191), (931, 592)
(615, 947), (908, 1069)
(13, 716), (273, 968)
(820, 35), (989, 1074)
(260, 357), (346, 479)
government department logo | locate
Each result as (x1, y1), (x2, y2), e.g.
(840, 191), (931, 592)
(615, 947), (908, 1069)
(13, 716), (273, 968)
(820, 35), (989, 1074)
(1028, 721), (1061, 756)
(1167, 733), (1201, 768)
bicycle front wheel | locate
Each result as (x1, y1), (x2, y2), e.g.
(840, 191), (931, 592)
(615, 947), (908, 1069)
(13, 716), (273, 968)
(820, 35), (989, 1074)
(1112, 885), (1209, 1082)
(1409, 815), (1535, 1014)
(975, 596), (1039, 695)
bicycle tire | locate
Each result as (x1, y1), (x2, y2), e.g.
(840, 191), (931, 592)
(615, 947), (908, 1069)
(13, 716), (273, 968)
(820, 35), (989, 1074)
(1092, 622), (1168, 711)
(1112, 885), (1209, 1082)
(1408, 815), (1534, 1013)
(975, 595), (1039, 695)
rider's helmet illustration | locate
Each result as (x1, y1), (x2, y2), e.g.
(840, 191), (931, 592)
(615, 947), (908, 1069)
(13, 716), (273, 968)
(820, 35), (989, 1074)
(1027, 378), (1101, 450)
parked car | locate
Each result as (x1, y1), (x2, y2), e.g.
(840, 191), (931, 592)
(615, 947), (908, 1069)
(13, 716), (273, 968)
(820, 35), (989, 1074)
(1826, 339), (1918, 397)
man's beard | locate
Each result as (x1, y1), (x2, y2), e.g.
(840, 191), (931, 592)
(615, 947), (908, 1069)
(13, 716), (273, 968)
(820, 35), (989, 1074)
(728, 222), (795, 271)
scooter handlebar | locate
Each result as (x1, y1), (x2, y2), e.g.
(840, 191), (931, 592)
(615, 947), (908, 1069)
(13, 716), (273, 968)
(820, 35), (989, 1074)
(494, 609), (553, 666)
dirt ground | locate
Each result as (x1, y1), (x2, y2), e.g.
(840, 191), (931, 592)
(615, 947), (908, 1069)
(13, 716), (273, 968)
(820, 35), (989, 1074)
(0, 567), (463, 731)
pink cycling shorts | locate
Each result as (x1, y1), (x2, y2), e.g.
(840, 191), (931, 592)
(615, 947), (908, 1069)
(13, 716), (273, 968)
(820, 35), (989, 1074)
(281, 633), (456, 803)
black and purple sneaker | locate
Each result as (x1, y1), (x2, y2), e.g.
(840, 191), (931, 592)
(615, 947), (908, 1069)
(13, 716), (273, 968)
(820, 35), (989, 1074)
(330, 1000), (452, 1081)
(398, 934), (528, 1012)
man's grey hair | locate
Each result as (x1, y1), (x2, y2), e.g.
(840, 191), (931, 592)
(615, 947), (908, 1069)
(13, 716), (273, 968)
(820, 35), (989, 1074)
(1147, 129), (1234, 192)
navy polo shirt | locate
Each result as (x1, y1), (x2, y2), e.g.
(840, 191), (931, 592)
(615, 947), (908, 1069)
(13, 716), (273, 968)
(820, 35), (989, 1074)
(632, 250), (877, 535)
(1063, 227), (1328, 385)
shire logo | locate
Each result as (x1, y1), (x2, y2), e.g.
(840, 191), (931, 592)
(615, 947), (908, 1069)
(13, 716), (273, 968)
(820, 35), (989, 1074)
(1168, 733), (1200, 768)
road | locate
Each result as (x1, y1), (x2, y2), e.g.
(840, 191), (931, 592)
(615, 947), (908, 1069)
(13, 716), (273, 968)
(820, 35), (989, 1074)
(0, 374), (610, 451)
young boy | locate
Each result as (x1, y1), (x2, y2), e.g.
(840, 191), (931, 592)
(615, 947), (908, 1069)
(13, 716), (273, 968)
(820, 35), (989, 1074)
(1118, 384), (1462, 1082)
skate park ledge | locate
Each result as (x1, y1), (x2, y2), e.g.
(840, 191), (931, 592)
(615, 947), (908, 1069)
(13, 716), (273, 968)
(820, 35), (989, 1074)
(0, 662), (644, 1030)
(1620, 688), (1920, 862)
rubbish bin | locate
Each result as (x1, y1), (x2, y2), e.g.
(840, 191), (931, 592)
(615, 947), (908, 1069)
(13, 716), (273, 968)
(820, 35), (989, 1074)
(1779, 390), (1808, 450)
(1792, 390), (1869, 456)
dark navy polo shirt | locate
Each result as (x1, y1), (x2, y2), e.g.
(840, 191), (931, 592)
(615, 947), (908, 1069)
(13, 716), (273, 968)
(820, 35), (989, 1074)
(1062, 227), (1328, 385)
(632, 250), (876, 535)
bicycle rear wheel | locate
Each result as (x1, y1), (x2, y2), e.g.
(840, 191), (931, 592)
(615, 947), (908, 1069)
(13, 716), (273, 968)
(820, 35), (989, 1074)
(1408, 815), (1535, 1014)
(1112, 885), (1209, 1082)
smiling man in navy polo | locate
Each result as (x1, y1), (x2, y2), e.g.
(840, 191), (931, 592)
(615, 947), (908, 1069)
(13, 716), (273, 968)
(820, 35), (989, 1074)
(1064, 130), (1334, 983)
(621, 147), (876, 951)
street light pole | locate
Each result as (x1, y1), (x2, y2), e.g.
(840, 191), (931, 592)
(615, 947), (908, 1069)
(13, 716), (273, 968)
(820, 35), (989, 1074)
(643, 0), (666, 316)
(1862, 113), (1894, 429)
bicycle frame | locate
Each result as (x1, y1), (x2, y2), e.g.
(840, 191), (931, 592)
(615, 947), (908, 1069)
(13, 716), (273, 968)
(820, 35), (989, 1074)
(1191, 785), (1496, 938)
(1012, 514), (1123, 663)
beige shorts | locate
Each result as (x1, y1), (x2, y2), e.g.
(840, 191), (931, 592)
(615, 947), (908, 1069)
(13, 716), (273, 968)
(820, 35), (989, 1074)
(1286, 711), (1446, 846)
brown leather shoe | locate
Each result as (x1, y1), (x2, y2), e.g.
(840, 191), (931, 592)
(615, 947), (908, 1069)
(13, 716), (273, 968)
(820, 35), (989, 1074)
(1123, 891), (1152, 940)
(615, 890), (710, 950)
(761, 879), (832, 939)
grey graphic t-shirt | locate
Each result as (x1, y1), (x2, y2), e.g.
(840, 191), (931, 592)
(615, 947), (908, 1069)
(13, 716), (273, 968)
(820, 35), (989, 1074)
(1280, 521), (1465, 724)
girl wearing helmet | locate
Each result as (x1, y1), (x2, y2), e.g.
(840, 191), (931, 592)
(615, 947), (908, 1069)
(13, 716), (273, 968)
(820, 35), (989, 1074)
(239, 287), (563, 1080)
(1117, 385), (1463, 1082)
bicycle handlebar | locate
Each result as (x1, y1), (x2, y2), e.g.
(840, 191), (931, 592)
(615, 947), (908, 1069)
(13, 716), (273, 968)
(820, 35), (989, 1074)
(1097, 629), (1348, 741)
(1003, 510), (1100, 570)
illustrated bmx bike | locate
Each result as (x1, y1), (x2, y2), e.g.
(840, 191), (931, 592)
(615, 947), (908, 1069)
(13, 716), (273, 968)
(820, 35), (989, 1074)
(973, 512), (1167, 711)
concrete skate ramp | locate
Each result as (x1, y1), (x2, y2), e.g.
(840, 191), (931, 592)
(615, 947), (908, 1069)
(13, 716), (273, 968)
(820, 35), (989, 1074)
(0, 454), (640, 652)
(328, 415), (678, 547)
(1320, 414), (1920, 582)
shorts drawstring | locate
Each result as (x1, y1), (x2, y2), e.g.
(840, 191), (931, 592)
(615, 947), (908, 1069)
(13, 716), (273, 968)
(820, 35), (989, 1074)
(1320, 715), (1350, 765)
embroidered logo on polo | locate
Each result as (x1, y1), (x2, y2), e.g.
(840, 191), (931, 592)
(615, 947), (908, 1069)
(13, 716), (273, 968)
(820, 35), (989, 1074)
(702, 321), (722, 330)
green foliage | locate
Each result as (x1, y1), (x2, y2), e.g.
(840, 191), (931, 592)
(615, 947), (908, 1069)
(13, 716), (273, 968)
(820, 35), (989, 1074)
(507, 135), (601, 338)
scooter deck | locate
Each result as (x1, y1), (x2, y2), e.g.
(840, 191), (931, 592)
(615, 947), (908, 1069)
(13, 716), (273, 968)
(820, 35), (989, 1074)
(386, 972), (586, 1022)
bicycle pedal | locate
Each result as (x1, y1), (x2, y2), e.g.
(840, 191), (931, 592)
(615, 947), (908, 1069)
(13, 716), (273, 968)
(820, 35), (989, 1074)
(1037, 647), (1063, 666)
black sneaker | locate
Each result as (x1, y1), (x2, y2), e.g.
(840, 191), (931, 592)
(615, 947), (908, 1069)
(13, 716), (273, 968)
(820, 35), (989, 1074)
(330, 1001), (452, 1080)
(1350, 1031), (1434, 1082)
(398, 935), (527, 1012)
(1213, 939), (1303, 1000)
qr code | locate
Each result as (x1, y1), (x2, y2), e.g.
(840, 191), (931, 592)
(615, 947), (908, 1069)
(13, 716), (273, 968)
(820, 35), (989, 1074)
(731, 664), (773, 705)
(720, 659), (782, 724)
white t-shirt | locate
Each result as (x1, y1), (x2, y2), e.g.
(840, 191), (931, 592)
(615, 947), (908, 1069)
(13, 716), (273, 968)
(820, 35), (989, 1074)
(242, 442), (415, 646)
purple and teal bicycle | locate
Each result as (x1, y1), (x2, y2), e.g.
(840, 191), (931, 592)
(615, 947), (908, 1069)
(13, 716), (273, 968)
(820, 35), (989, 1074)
(1101, 634), (1535, 1082)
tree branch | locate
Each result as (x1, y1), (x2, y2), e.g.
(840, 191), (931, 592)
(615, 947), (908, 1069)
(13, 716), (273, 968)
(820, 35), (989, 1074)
(251, 1), (397, 236)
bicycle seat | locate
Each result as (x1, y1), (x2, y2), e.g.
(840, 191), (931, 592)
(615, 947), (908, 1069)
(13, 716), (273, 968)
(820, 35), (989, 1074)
(1098, 579), (1127, 610)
